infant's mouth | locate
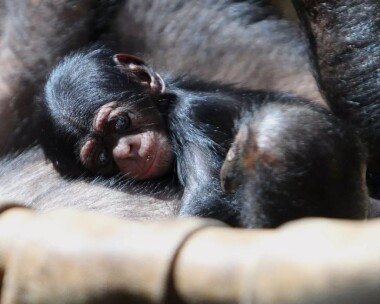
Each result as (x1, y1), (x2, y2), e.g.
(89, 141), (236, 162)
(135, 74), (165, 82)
(141, 151), (157, 179)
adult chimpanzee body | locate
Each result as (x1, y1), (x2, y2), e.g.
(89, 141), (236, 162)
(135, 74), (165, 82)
(38, 48), (367, 228)
(294, 0), (380, 199)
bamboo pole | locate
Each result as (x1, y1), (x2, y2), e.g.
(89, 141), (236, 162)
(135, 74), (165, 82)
(0, 207), (379, 303)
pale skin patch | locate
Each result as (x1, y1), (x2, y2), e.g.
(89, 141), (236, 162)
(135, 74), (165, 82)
(113, 54), (166, 94)
(153, 72), (166, 94)
(80, 102), (119, 166)
(80, 138), (96, 165)
(108, 107), (128, 121)
(78, 101), (174, 179)
(93, 102), (117, 133)
(112, 130), (174, 180)
(76, 53), (172, 178)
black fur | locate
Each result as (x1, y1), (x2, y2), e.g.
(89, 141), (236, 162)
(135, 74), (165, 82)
(222, 102), (368, 228)
(38, 47), (368, 227)
(293, 0), (380, 198)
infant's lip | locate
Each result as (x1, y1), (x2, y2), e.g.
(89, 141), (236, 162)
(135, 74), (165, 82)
(140, 151), (157, 179)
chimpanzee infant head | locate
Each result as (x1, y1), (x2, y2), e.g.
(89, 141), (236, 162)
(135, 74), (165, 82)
(39, 48), (174, 179)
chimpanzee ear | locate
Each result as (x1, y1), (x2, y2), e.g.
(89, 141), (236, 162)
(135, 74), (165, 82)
(113, 54), (165, 94)
(220, 122), (251, 193)
(220, 138), (244, 193)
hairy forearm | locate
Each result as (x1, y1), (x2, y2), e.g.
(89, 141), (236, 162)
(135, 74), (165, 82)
(294, 0), (380, 118)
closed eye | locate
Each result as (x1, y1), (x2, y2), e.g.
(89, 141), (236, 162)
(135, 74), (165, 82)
(109, 115), (131, 134)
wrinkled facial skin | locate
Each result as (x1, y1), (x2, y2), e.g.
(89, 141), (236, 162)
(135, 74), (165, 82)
(79, 101), (174, 180)
(40, 50), (175, 182)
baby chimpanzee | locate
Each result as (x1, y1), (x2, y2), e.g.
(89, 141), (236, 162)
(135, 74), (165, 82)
(38, 48), (368, 227)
